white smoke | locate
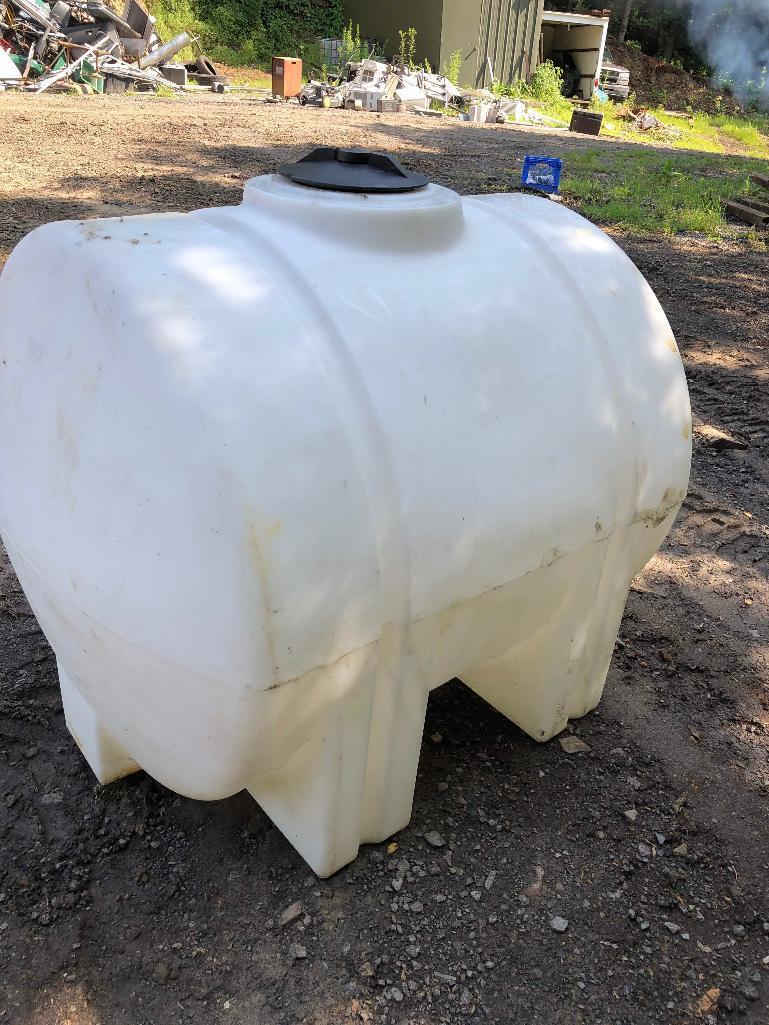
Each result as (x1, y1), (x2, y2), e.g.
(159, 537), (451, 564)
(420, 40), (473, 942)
(685, 0), (769, 108)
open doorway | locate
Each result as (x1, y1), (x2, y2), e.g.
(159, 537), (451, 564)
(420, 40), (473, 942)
(539, 10), (608, 100)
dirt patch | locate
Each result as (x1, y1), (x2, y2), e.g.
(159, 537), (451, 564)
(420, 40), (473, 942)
(607, 38), (744, 115)
(0, 90), (705, 269)
(216, 65), (272, 88)
(1, 95), (768, 1025)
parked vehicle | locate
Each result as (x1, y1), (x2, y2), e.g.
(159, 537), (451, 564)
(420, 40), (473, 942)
(599, 46), (631, 100)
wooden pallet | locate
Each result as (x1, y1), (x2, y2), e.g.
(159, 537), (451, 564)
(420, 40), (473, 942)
(724, 173), (769, 227)
(724, 200), (769, 227)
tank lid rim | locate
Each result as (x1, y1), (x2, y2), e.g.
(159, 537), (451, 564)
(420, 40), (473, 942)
(278, 146), (429, 194)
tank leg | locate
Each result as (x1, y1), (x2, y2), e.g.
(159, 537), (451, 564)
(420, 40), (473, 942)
(462, 570), (629, 743)
(58, 664), (140, 785)
(248, 668), (376, 878)
(462, 627), (578, 742)
(361, 656), (429, 846)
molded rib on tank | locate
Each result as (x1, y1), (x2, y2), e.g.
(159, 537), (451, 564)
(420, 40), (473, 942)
(242, 537), (637, 876)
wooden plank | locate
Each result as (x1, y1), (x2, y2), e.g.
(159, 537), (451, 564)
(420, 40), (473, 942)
(382, 74), (398, 99)
(694, 423), (748, 451)
(739, 197), (769, 217)
(750, 173), (769, 193)
(723, 200), (769, 227)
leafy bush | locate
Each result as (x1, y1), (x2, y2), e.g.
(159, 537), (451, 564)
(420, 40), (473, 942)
(397, 27), (417, 69)
(527, 60), (566, 105)
(147, 0), (345, 67)
(496, 61), (573, 121)
(339, 21), (365, 67)
(442, 49), (462, 86)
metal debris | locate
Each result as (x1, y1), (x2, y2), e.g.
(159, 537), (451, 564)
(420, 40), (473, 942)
(0, 0), (227, 94)
(621, 108), (683, 140)
(296, 57), (506, 119)
(296, 58), (569, 129)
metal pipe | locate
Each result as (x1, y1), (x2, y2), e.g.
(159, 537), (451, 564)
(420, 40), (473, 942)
(23, 42), (34, 78)
(138, 32), (191, 70)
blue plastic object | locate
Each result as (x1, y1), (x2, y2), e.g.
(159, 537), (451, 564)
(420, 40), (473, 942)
(521, 155), (562, 194)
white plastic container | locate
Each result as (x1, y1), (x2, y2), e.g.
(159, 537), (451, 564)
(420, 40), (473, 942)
(0, 48), (21, 82)
(353, 86), (384, 111)
(0, 148), (690, 876)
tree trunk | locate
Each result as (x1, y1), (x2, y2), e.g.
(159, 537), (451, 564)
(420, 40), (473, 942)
(617, 0), (634, 44)
(661, 26), (677, 62)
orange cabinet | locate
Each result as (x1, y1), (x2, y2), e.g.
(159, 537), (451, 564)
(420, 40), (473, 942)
(272, 57), (302, 99)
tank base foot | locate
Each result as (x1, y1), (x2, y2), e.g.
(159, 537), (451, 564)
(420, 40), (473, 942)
(58, 664), (141, 785)
(248, 666), (376, 878)
(462, 557), (629, 742)
(248, 646), (432, 878)
(463, 633), (587, 743)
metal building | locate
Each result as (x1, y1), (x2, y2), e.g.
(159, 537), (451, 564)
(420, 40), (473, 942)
(344, 0), (544, 87)
(476, 0), (543, 85)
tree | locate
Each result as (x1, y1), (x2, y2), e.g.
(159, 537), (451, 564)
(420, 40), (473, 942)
(616, 0), (634, 44)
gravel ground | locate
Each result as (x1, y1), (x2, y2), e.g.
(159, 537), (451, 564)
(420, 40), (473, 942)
(1, 94), (768, 1025)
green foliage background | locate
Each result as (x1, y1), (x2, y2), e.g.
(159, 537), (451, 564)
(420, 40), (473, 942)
(147, 0), (345, 66)
(545, 2), (697, 67)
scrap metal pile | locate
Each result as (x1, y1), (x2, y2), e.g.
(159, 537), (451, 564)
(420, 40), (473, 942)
(0, 0), (227, 94)
(298, 58), (566, 127)
(300, 58), (468, 115)
(299, 59), (459, 113)
(625, 108), (683, 140)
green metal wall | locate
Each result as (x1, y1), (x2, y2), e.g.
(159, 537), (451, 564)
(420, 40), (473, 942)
(474, 0), (544, 86)
(343, 0), (444, 68)
(343, 0), (544, 88)
(440, 0), (480, 83)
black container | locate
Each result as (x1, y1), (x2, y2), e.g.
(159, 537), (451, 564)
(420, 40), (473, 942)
(569, 110), (604, 136)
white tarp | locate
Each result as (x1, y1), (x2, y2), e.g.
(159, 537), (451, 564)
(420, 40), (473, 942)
(0, 46), (21, 81)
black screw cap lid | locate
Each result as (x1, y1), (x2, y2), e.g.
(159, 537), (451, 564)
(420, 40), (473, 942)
(278, 147), (429, 193)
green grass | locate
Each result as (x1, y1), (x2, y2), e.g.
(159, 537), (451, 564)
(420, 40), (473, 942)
(597, 104), (769, 158)
(583, 106), (769, 233)
(560, 149), (769, 235)
(660, 112), (725, 153)
(153, 83), (178, 99)
(526, 95), (573, 125)
(711, 115), (769, 154)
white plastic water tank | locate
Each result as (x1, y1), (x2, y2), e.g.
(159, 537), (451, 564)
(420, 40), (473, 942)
(0, 148), (690, 877)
